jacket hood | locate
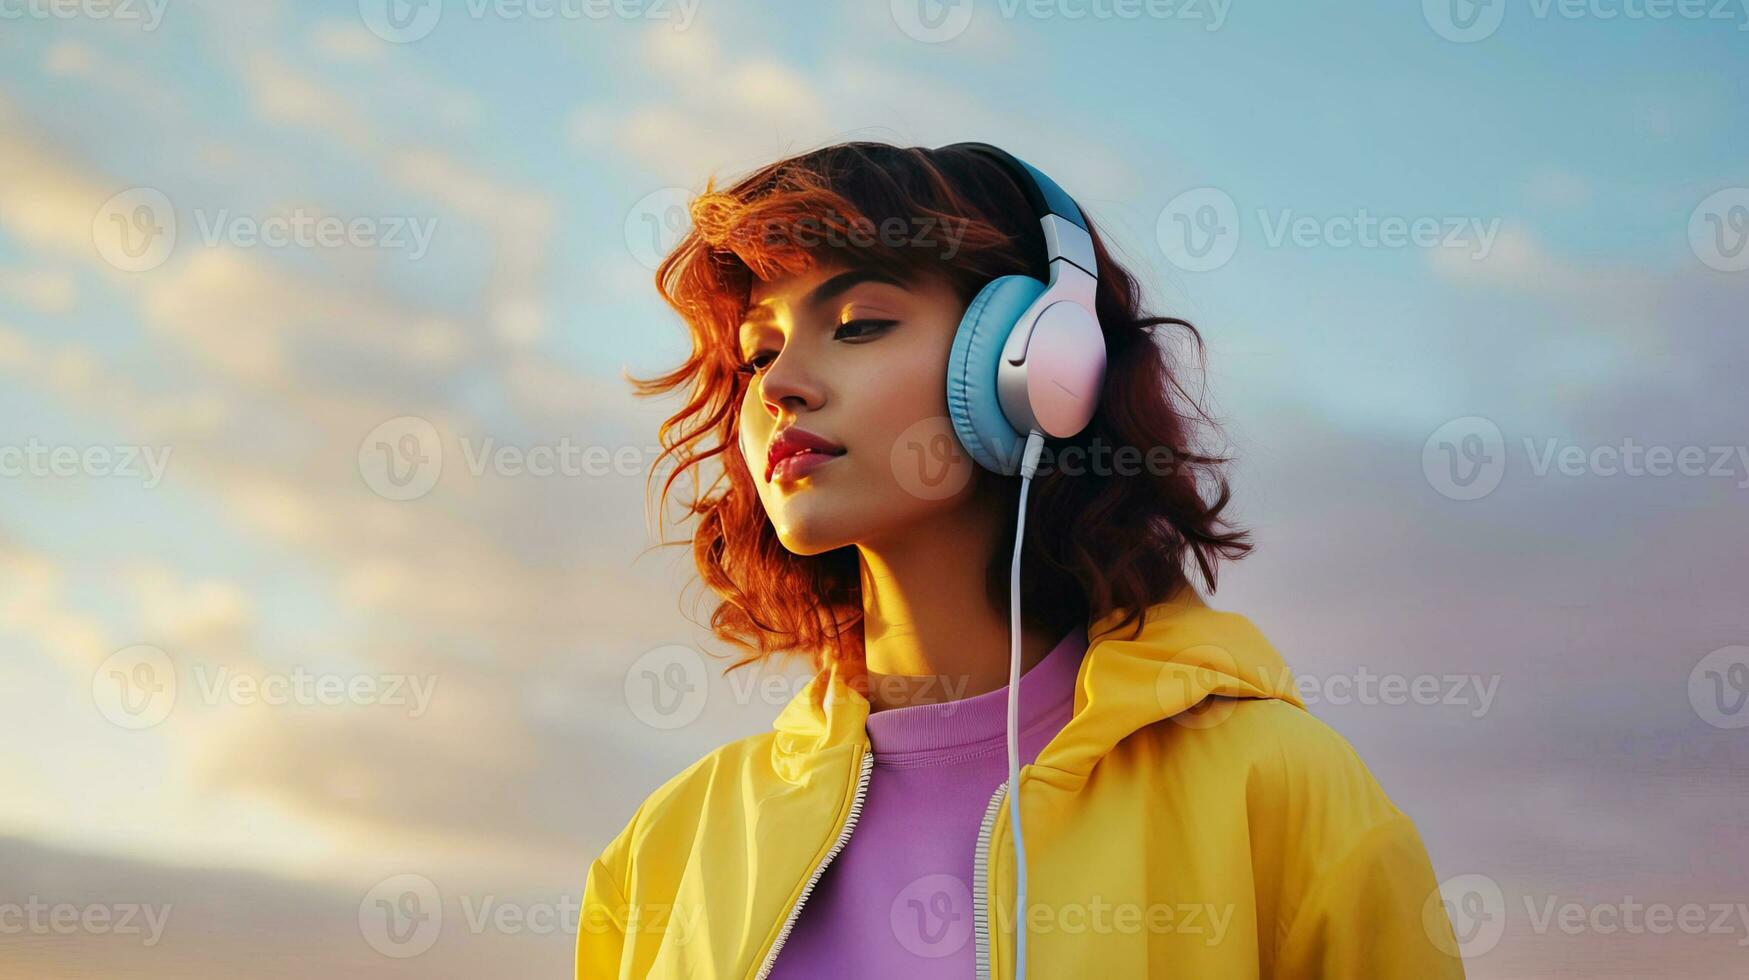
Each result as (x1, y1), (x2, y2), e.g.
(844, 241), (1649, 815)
(770, 586), (1305, 783)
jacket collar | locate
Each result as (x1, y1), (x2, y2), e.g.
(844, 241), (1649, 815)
(770, 586), (1304, 782)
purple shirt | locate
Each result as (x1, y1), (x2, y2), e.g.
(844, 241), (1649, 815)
(767, 624), (1089, 977)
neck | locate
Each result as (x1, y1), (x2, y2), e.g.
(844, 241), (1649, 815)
(856, 489), (1060, 713)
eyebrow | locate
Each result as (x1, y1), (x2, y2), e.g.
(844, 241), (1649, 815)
(740, 267), (908, 332)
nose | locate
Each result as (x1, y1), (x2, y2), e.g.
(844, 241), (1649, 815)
(754, 345), (825, 418)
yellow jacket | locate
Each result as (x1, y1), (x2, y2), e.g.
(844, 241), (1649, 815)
(578, 588), (1467, 978)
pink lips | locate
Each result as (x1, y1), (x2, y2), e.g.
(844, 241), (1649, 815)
(770, 450), (844, 484)
(766, 425), (847, 483)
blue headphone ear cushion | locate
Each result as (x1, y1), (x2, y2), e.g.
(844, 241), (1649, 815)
(947, 275), (1048, 475)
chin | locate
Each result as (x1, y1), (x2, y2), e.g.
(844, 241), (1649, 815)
(771, 506), (861, 557)
(776, 496), (945, 558)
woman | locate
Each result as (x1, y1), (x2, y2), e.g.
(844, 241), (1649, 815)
(578, 141), (1464, 978)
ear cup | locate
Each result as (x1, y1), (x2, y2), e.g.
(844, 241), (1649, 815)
(946, 275), (1048, 475)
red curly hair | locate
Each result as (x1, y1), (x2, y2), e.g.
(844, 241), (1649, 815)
(629, 140), (1251, 686)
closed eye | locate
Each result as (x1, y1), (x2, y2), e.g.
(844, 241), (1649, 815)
(735, 319), (898, 376)
(833, 318), (897, 340)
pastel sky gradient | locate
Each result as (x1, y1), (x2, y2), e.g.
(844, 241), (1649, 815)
(1, 1), (1745, 976)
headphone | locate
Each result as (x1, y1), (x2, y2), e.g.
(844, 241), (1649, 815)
(943, 142), (1107, 478)
(939, 142), (1107, 980)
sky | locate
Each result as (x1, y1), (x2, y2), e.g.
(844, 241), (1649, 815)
(1, 0), (1746, 976)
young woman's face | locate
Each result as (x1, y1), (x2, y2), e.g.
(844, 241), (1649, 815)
(736, 261), (984, 555)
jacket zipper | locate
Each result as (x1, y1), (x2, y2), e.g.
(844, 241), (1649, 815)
(971, 778), (1009, 980)
(753, 747), (875, 979)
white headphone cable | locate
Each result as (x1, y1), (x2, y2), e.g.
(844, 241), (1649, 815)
(1007, 428), (1047, 980)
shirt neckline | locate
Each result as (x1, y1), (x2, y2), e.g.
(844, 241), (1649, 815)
(863, 624), (1088, 759)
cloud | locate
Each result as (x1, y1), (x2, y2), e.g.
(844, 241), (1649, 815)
(42, 39), (96, 76)
(389, 148), (553, 342)
(243, 52), (378, 152)
(1425, 223), (1587, 293)
(307, 19), (384, 63)
(0, 101), (711, 870)
(123, 562), (257, 656)
(0, 266), (77, 313)
(578, 21), (1143, 208)
(0, 544), (111, 674)
(0, 102), (113, 257)
(1523, 169), (1594, 209)
(0, 836), (577, 979)
(1422, 222), (1664, 338)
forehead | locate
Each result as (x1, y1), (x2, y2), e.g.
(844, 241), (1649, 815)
(743, 262), (917, 322)
(749, 260), (852, 302)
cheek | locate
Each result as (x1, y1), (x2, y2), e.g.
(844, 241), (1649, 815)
(856, 327), (953, 425)
(737, 394), (769, 476)
(838, 328), (965, 503)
